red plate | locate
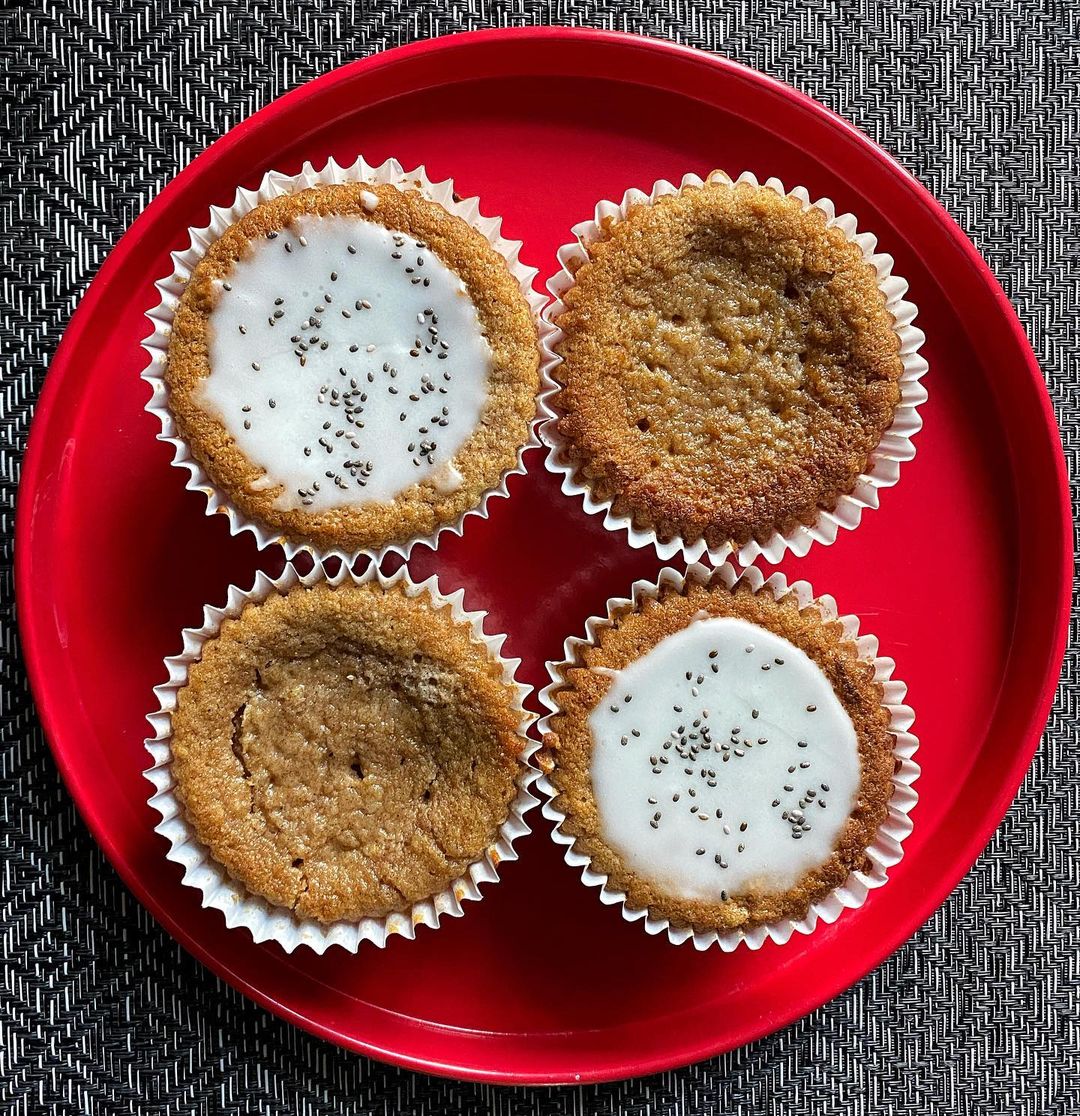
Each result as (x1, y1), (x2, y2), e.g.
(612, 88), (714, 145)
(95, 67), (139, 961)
(16, 28), (1070, 1084)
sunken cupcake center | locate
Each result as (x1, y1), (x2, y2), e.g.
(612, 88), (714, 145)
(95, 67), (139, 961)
(229, 647), (516, 893)
(199, 213), (492, 512)
(587, 615), (860, 900)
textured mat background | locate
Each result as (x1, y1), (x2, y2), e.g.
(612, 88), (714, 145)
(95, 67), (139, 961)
(2, 1), (1077, 1113)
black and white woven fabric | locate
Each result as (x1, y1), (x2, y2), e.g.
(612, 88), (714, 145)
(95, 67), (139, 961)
(2, 2), (1077, 1113)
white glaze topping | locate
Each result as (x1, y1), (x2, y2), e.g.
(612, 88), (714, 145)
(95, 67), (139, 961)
(587, 616), (860, 901)
(197, 213), (492, 512)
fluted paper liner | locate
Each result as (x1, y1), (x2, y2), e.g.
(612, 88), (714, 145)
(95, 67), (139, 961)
(144, 562), (540, 953)
(539, 170), (929, 566)
(143, 155), (551, 566)
(537, 562), (920, 951)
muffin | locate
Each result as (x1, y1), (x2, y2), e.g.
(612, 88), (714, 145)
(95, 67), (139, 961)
(165, 575), (530, 926)
(540, 567), (908, 937)
(164, 179), (540, 554)
(546, 173), (912, 556)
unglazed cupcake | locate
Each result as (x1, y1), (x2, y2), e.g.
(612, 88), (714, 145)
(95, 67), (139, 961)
(544, 172), (923, 561)
(166, 575), (530, 926)
(164, 178), (540, 555)
(540, 566), (917, 941)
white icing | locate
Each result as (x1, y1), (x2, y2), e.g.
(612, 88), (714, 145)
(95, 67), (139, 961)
(198, 214), (491, 512)
(360, 190), (379, 211)
(587, 616), (860, 901)
(428, 461), (463, 494)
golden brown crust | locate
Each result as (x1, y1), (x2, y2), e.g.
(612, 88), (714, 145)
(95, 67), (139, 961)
(542, 574), (896, 933)
(166, 183), (540, 552)
(170, 581), (525, 923)
(551, 180), (904, 549)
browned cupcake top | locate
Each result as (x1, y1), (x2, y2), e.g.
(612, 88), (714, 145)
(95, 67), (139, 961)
(169, 580), (525, 923)
(542, 573), (896, 933)
(166, 182), (540, 553)
(551, 179), (904, 549)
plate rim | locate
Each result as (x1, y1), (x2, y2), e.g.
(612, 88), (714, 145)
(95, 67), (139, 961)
(14, 26), (1072, 1085)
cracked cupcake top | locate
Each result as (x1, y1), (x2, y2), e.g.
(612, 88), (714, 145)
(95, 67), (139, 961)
(166, 182), (540, 553)
(550, 179), (904, 550)
(169, 580), (525, 923)
(542, 574), (895, 933)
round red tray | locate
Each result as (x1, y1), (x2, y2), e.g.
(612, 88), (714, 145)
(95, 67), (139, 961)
(16, 28), (1070, 1085)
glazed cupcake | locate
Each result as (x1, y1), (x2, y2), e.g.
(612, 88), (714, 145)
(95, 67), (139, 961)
(145, 564), (538, 950)
(149, 159), (543, 558)
(539, 564), (918, 948)
(542, 171), (927, 565)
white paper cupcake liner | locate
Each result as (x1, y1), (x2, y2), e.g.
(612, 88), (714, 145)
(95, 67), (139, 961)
(142, 155), (551, 566)
(538, 170), (929, 566)
(536, 561), (920, 951)
(144, 561), (541, 954)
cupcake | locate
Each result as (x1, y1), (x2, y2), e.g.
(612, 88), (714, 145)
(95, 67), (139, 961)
(146, 564), (537, 948)
(539, 564), (918, 946)
(542, 171), (926, 564)
(157, 166), (541, 557)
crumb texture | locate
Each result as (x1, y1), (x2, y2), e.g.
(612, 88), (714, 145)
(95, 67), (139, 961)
(552, 181), (904, 548)
(170, 582), (524, 923)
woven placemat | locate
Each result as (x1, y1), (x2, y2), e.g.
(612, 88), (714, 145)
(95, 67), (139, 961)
(2, 2), (1077, 1113)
